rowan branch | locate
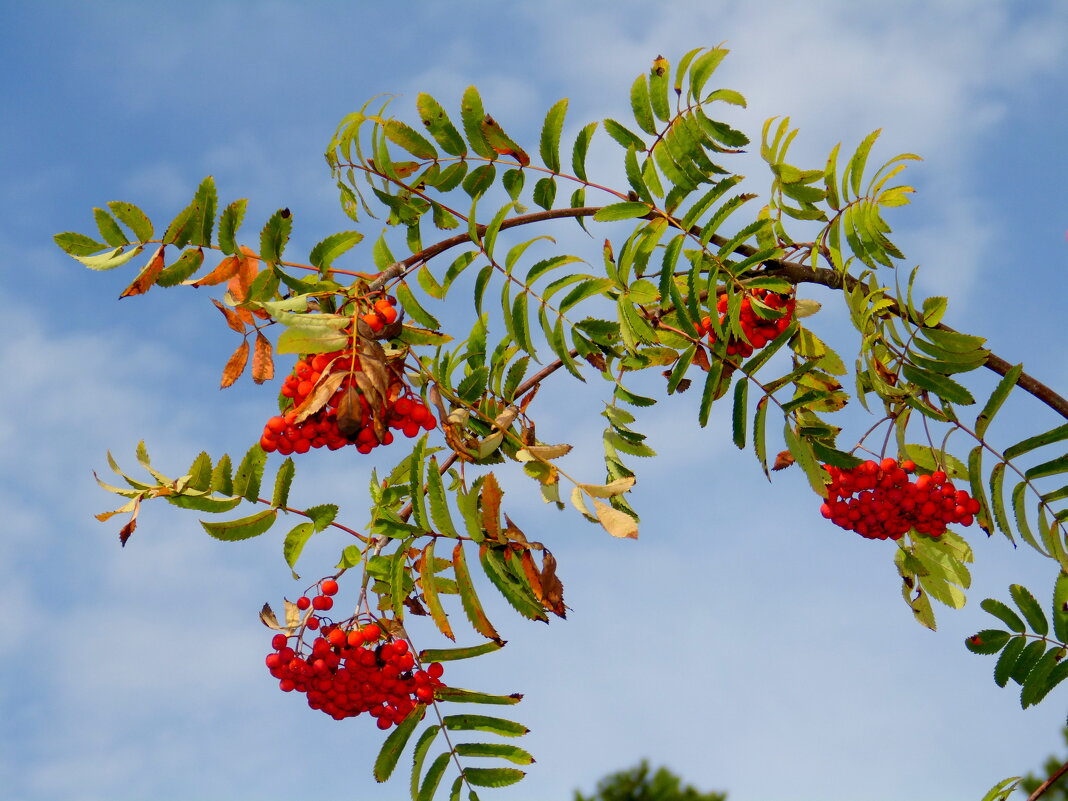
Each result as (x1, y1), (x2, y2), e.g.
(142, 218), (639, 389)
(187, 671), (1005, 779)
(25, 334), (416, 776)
(1028, 759), (1068, 801)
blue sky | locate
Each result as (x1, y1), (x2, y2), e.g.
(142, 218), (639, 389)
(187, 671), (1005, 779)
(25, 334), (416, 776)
(3, 2), (1068, 800)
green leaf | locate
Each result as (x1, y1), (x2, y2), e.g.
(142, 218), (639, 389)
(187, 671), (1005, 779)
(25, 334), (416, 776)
(964, 629), (1011, 654)
(539, 98), (568, 172)
(532, 176), (556, 211)
(155, 248), (204, 287)
(185, 452), (213, 492)
(271, 457), (295, 509)
(460, 86), (495, 159)
(107, 201), (155, 243)
(1021, 646), (1061, 708)
(994, 636), (1026, 687)
(1011, 584), (1048, 636)
(418, 751), (451, 801)
(190, 176), (217, 247)
(260, 208), (293, 264)
(282, 521), (315, 572)
(1010, 639), (1046, 684)
(463, 767), (526, 788)
(434, 687), (522, 705)
(442, 714), (528, 737)
(593, 202), (650, 222)
(94, 207), (129, 246)
(384, 119), (438, 159)
(629, 74), (657, 136)
(454, 743), (532, 765)
(54, 231), (106, 257)
(901, 363), (975, 405)
(416, 93), (466, 156)
(373, 703), (425, 782)
(419, 641), (503, 663)
(784, 422), (828, 496)
(732, 379), (747, 450)
(217, 199), (247, 255)
(981, 598), (1025, 633)
(1054, 572), (1068, 642)
(979, 776), (1022, 801)
(397, 282), (440, 329)
(73, 244), (145, 271)
(211, 454), (233, 495)
(409, 435), (429, 532)
(310, 231), (363, 272)
(571, 121), (598, 181)
(454, 542), (500, 641)
(167, 493), (243, 514)
(200, 509), (277, 541)
(426, 457), (459, 537)
(989, 461), (1014, 543)
(1004, 423), (1068, 461)
(276, 325), (349, 355)
(602, 118), (646, 151)
(845, 129), (881, 198)
(480, 547), (548, 621)
(233, 444), (267, 502)
(1026, 454), (1068, 481)
(410, 724), (440, 801)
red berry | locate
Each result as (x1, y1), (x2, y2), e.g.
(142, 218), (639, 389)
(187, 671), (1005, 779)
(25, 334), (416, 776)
(321, 579), (339, 596)
(296, 596), (311, 610)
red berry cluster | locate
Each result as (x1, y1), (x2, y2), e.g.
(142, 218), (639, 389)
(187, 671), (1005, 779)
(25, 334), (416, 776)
(360, 296), (400, 334)
(259, 350), (436, 456)
(697, 289), (795, 358)
(819, 457), (981, 540)
(293, 578), (341, 630)
(265, 623), (445, 726)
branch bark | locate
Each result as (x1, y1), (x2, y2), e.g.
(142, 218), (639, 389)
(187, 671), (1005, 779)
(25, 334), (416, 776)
(1028, 758), (1068, 801)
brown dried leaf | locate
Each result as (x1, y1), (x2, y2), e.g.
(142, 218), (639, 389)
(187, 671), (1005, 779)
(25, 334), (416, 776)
(493, 406), (519, 432)
(379, 617), (406, 639)
(259, 603), (280, 629)
(540, 549), (566, 618)
(252, 332), (274, 384)
(519, 550), (545, 604)
(352, 371), (384, 419)
(293, 371), (347, 423)
(403, 595), (429, 616)
(772, 450), (796, 471)
(429, 383), (449, 423)
(220, 339), (250, 388)
(873, 356), (897, 387)
(502, 515), (528, 545)
(518, 384), (539, 415)
(521, 423), (536, 446)
(591, 497), (638, 539)
(336, 384), (363, 436)
(212, 297), (247, 334)
(118, 497), (141, 547)
(191, 254), (241, 288)
(481, 473), (503, 541)
(692, 346), (712, 373)
(119, 246), (166, 298)
(583, 351), (607, 372)
(516, 443), (571, 462)
(675, 378), (693, 393)
(283, 599), (302, 628)
(358, 337), (391, 397)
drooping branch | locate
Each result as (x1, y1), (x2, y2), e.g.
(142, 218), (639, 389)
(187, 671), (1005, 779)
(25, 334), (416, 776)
(365, 204), (1067, 422)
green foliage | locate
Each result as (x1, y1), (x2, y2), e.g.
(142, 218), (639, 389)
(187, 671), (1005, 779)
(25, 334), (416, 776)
(573, 761), (727, 801)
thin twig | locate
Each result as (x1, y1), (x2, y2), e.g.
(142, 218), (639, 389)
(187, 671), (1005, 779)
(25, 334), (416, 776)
(1028, 759), (1068, 801)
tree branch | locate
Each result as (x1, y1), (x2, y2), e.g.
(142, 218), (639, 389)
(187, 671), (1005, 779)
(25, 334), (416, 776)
(1028, 758), (1068, 801)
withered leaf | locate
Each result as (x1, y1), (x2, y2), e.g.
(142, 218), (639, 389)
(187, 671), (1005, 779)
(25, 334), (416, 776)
(583, 351), (607, 372)
(517, 443), (571, 462)
(336, 384), (363, 436)
(191, 254), (241, 287)
(481, 473), (503, 541)
(294, 371), (347, 423)
(539, 549), (566, 618)
(772, 450), (796, 471)
(591, 497), (638, 539)
(502, 515), (528, 544)
(118, 500), (140, 547)
(358, 337), (391, 395)
(403, 595), (429, 616)
(252, 332), (274, 384)
(119, 246), (166, 298)
(676, 378), (693, 393)
(692, 346), (712, 373)
(519, 550), (545, 604)
(429, 383), (449, 423)
(220, 339), (250, 388)
(493, 406), (518, 431)
(212, 297), (247, 334)
(794, 298), (822, 319)
(259, 603), (280, 629)
(352, 371), (384, 419)
(379, 617), (406, 639)
(283, 598), (302, 629)
(518, 384), (539, 415)
(873, 357), (897, 387)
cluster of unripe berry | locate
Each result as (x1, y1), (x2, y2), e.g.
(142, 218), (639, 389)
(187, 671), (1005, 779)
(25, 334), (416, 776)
(259, 352), (436, 456)
(819, 457), (981, 540)
(697, 288), (795, 358)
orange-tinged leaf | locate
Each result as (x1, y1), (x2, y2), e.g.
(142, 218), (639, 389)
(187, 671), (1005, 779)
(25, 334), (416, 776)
(481, 473), (503, 541)
(453, 542), (502, 643)
(480, 116), (530, 166)
(252, 332), (274, 384)
(420, 544), (455, 641)
(772, 450), (796, 471)
(191, 255), (241, 287)
(118, 496), (141, 546)
(293, 371), (347, 423)
(228, 246), (260, 301)
(592, 497), (638, 539)
(519, 550), (545, 604)
(212, 297), (247, 334)
(119, 246), (166, 298)
(220, 339), (250, 388)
